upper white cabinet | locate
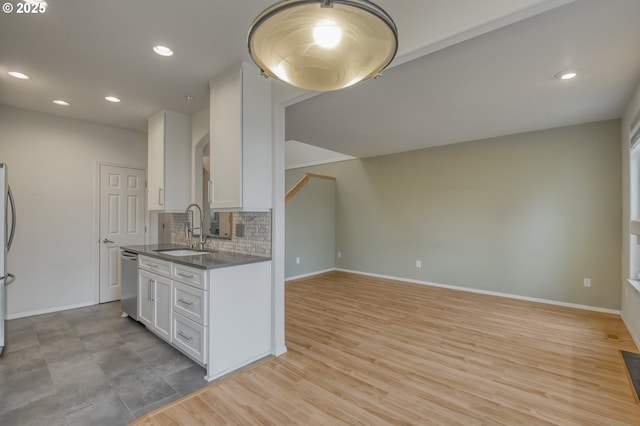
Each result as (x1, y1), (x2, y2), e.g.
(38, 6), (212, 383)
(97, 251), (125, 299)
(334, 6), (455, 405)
(148, 110), (191, 211)
(209, 62), (272, 210)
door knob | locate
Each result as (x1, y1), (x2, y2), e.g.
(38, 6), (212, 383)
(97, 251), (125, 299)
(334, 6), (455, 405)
(103, 238), (114, 244)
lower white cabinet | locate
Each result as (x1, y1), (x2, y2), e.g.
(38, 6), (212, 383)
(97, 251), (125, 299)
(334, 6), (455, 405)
(136, 254), (271, 376)
(172, 313), (207, 363)
(171, 264), (208, 364)
(206, 261), (271, 381)
(172, 281), (207, 325)
(138, 255), (208, 364)
(138, 269), (172, 342)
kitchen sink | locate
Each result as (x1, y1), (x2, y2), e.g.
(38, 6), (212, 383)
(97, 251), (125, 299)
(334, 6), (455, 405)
(154, 249), (213, 256)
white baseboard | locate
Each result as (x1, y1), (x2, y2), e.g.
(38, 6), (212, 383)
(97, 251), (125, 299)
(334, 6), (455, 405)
(334, 268), (621, 316)
(285, 268), (337, 282)
(271, 344), (288, 357)
(621, 314), (640, 351)
(6, 301), (95, 320)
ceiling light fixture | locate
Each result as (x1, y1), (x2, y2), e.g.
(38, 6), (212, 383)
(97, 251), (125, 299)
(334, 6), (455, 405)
(153, 45), (174, 57)
(105, 96), (121, 103)
(556, 71), (577, 80)
(247, 0), (398, 92)
(8, 71), (31, 80)
(52, 99), (70, 106)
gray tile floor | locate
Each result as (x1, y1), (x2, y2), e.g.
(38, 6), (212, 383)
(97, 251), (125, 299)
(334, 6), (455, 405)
(0, 302), (209, 426)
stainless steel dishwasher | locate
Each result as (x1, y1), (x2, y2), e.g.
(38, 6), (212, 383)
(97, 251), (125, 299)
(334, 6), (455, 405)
(120, 249), (138, 321)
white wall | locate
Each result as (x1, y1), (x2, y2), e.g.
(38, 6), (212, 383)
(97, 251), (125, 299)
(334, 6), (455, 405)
(0, 105), (146, 317)
(285, 140), (354, 170)
(622, 82), (640, 349)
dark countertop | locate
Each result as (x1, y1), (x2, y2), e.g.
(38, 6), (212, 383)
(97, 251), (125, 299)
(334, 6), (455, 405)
(121, 244), (270, 270)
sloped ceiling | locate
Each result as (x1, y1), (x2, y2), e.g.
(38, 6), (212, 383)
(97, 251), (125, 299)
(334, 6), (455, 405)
(286, 0), (640, 158)
(3, 0), (638, 160)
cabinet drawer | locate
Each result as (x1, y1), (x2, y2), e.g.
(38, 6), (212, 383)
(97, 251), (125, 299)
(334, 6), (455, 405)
(172, 263), (206, 290)
(173, 281), (207, 326)
(139, 256), (171, 277)
(172, 313), (207, 364)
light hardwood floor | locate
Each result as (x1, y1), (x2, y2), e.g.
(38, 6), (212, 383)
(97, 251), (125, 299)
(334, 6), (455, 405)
(132, 271), (640, 425)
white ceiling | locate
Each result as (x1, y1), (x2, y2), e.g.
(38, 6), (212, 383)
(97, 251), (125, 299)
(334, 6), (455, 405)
(287, 0), (640, 157)
(2, 1), (637, 159)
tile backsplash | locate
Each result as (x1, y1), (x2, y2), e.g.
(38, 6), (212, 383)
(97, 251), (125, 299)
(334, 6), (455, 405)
(160, 211), (272, 257)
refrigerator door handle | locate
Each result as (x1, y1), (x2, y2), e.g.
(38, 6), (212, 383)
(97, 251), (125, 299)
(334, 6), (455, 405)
(7, 185), (16, 251)
(4, 273), (15, 286)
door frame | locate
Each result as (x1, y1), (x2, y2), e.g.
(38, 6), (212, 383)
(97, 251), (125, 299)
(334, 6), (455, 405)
(94, 161), (147, 305)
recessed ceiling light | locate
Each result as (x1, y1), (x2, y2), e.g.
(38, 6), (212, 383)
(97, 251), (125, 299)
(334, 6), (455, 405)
(53, 99), (70, 106)
(556, 71), (577, 80)
(105, 96), (121, 103)
(8, 71), (30, 80)
(153, 45), (173, 57)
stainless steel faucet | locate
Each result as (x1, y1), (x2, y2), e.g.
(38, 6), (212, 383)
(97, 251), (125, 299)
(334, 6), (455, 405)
(185, 203), (207, 250)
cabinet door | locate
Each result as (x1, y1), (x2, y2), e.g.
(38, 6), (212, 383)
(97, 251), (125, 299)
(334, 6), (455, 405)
(209, 63), (271, 210)
(138, 270), (154, 327)
(147, 110), (190, 211)
(210, 67), (242, 209)
(240, 63), (272, 210)
(172, 313), (207, 364)
(147, 112), (165, 211)
(152, 275), (172, 342)
(162, 111), (191, 211)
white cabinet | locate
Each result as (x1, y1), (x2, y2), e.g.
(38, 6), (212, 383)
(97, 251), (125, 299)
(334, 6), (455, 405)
(206, 261), (271, 381)
(139, 255), (171, 276)
(136, 253), (271, 373)
(138, 268), (172, 342)
(138, 255), (209, 364)
(138, 270), (153, 327)
(171, 263), (208, 364)
(172, 281), (207, 325)
(172, 309), (207, 363)
(172, 263), (206, 290)
(148, 110), (191, 211)
(209, 62), (272, 210)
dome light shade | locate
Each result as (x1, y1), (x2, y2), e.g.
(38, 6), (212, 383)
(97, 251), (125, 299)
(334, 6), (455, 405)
(248, 0), (398, 92)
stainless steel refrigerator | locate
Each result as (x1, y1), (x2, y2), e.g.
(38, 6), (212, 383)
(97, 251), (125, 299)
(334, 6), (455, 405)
(0, 163), (17, 356)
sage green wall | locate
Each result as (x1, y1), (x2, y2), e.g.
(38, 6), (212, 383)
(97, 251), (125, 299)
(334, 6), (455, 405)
(287, 120), (622, 309)
(285, 176), (336, 279)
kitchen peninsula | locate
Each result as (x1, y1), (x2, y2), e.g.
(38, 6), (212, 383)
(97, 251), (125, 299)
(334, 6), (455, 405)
(122, 244), (272, 382)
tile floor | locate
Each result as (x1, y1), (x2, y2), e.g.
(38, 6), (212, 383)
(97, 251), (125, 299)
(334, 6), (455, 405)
(0, 302), (208, 425)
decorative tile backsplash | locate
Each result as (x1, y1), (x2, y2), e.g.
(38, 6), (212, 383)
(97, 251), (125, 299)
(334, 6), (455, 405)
(162, 211), (272, 257)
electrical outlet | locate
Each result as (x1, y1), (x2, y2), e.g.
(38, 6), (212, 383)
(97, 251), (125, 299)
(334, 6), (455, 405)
(296, 257), (300, 265)
(337, 251), (342, 259)
(416, 260), (422, 269)
(583, 278), (591, 287)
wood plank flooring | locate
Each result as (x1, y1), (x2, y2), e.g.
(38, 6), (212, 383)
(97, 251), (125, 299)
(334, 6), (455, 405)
(132, 271), (640, 425)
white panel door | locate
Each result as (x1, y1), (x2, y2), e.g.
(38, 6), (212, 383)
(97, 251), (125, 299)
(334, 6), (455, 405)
(99, 165), (146, 303)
